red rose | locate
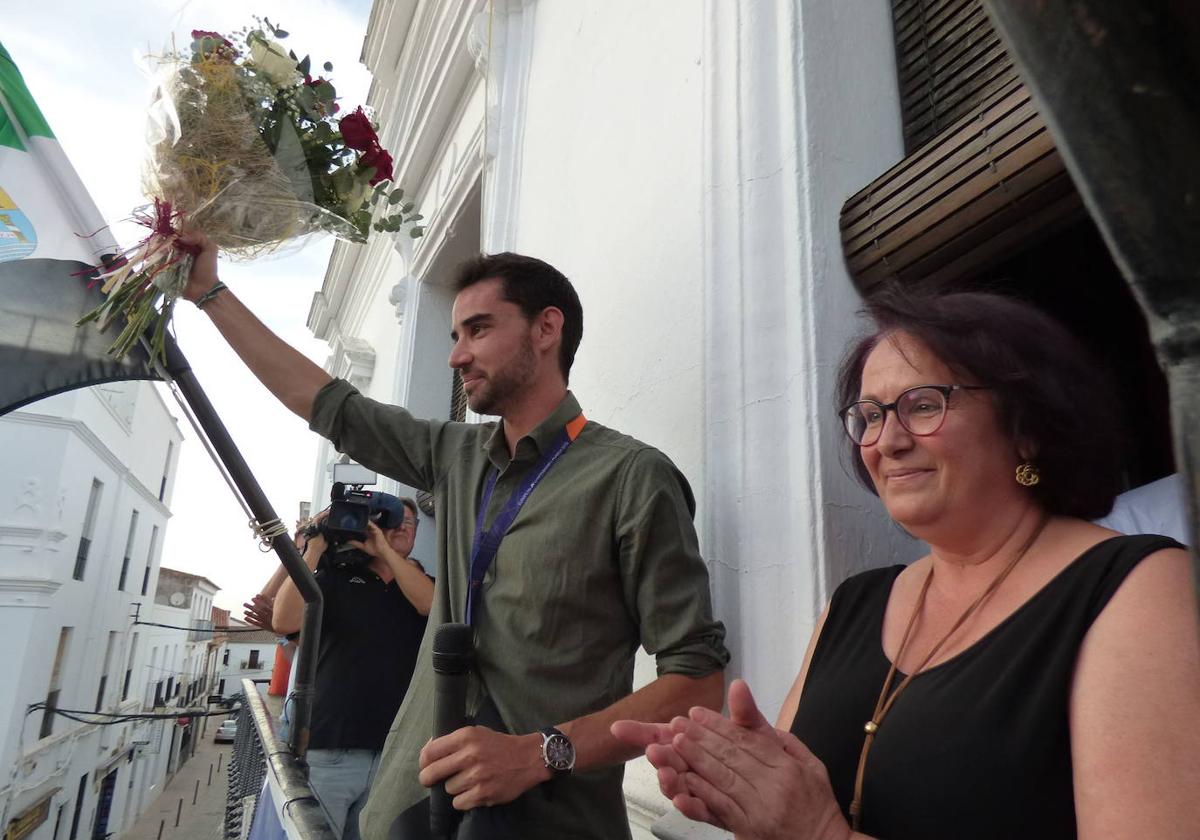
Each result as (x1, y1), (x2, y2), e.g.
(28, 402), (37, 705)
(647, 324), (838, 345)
(192, 29), (232, 47)
(360, 145), (394, 185)
(339, 107), (378, 152)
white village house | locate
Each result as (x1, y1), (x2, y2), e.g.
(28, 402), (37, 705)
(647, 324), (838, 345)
(0, 382), (185, 840)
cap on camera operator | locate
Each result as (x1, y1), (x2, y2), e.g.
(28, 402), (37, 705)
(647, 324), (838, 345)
(273, 494), (432, 840)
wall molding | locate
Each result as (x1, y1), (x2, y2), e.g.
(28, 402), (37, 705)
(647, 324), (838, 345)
(2, 413), (172, 519)
(474, 0), (538, 252)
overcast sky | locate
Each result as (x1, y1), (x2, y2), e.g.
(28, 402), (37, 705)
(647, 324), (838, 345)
(7, 0), (374, 611)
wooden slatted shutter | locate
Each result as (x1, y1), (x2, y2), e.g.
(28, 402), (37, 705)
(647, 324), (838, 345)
(840, 1), (1085, 292)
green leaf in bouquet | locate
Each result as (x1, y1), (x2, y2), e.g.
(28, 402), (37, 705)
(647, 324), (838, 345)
(402, 201), (415, 212)
(315, 82), (336, 103)
(275, 28), (289, 38)
(410, 214), (424, 221)
(298, 55), (311, 76)
(296, 85), (319, 117)
(324, 61), (334, 72)
(388, 190), (405, 205)
(410, 226), (425, 238)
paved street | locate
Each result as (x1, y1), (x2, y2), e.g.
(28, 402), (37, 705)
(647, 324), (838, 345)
(120, 726), (233, 840)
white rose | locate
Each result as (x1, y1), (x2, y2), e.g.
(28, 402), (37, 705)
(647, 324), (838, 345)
(249, 38), (300, 88)
(346, 180), (373, 215)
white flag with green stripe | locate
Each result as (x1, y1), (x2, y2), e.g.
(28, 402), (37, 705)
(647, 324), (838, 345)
(0, 41), (157, 416)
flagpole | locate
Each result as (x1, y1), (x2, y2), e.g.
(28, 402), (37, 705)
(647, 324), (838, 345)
(161, 336), (322, 763)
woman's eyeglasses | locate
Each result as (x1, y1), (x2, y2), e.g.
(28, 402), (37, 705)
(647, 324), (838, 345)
(839, 385), (989, 447)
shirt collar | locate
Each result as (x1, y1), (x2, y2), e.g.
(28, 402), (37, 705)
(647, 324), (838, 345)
(484, 391), (584, 469)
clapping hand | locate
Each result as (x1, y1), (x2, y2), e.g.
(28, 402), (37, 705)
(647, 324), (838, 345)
(611, 679), (851, 840)
(242, 593), (275, 631)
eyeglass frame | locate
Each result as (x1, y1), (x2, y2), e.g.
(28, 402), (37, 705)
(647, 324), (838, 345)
(838, 384), (990, 447)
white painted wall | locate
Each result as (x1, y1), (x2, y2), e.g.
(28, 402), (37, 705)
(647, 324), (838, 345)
(216, 634), (279, 697)
(0, 382), (184, 840)
(330, 0), (923, 836)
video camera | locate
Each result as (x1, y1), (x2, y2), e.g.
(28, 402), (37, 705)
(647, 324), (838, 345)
(302, 464), (407, 566)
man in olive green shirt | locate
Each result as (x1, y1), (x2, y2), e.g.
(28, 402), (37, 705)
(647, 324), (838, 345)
(180, 237), (729, 840)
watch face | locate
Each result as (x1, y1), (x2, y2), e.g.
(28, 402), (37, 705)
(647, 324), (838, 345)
(544, 733), (575, 771)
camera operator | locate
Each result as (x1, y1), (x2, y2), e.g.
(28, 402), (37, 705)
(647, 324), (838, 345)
(273, 495), (432, 840)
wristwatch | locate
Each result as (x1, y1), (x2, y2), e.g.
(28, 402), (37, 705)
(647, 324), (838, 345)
(539, 727), (575, 777)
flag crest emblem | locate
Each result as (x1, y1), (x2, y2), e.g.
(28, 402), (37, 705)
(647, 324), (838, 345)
(0, 185), (36, 262)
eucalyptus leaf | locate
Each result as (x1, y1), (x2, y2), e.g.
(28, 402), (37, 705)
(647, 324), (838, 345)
(298, 55), (311, 75)
(275, 28), (289, 38)
(410, 226), (425, 238)
(324, 61), (334, 72)
(388, 190), (405, 205)
(401, 201), (414, 212)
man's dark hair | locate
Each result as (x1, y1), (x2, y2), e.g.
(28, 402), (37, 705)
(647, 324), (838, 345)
(453, 252), (584, 383)
(836, 287), (1123, 520)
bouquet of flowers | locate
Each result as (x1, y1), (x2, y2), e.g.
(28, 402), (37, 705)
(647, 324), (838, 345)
(78, 19), (423, 360)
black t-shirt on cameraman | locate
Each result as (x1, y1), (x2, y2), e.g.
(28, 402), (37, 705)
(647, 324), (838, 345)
(308, 555), (430, 751)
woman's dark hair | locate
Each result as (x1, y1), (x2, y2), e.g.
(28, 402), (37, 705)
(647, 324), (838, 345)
(835, 287), (1122, 519)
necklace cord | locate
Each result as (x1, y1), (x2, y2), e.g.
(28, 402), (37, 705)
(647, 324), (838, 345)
(849, 516), (1049, 830)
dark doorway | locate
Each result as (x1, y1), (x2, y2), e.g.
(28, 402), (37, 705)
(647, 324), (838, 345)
(923, 217), (1174, 491)
(90, 769), (117, 840)
(67, 774), (87, 840)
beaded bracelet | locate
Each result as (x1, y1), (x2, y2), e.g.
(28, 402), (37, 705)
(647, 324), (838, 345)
(194, 280), (228, 310)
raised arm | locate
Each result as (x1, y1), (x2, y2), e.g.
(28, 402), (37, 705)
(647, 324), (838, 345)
(179, 232), (331, 421)
(273, 534), (325, 636)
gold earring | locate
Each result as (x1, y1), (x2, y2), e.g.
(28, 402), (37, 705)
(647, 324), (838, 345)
(1015, 462), (1040, 487)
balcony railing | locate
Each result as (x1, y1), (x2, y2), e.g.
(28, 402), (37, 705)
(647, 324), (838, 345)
(225, 679), (334, 840)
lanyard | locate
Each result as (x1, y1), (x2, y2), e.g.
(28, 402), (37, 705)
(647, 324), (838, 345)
(465, 414), (586, 626)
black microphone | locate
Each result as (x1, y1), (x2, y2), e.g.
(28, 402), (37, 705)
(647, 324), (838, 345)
(430, 622), (473, 840)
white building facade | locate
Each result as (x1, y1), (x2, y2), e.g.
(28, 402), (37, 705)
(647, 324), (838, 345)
(140, 567), (224, 785)
(310, 1), (927, 835)
(0, 382), (183, 840)
(212, 621), (279, 700)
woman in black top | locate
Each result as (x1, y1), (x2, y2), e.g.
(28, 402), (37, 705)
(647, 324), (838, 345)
(614, 290), (1200, 839)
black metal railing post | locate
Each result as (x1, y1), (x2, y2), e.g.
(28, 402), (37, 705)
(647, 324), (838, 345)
(983, 0), (1200, 591)
(162, 338), (323, 760)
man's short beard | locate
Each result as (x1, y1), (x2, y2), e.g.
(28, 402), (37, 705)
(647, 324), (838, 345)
(468, 336), (537, 416)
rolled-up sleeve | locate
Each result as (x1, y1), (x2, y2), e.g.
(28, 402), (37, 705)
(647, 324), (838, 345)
(616, 447), (730, 678)
(309, 378), (443, 491)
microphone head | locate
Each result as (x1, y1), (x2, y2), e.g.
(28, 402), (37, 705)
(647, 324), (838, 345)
(432, 622), (473, 674)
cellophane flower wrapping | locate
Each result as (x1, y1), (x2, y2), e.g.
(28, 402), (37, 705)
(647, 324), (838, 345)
(79, 24), (422, 361)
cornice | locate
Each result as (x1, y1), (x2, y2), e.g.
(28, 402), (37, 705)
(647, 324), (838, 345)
(309, 241), (367, 341)
(370, 0), (484, 220)
(2, 413), (173, 518)
(411, 118), (484, 282)
(0, 575), (63, 608)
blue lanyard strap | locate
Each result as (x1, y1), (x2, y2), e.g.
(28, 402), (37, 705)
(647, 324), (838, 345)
(466, 414), (586, 626)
